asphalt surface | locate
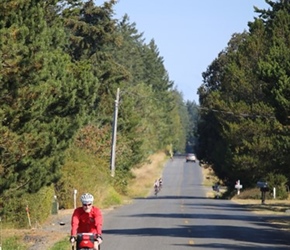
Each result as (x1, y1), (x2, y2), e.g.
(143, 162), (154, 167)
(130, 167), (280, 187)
(102, 157), (290, 250)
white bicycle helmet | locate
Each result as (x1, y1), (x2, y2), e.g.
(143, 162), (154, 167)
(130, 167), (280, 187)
(80, 193), (94, 204)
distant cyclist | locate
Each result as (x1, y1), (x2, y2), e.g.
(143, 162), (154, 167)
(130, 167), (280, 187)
(170, 151), (174, 161)
(70, 193), (103, 250)
(154, 180), (160, 195)
(158, 177), (163, 189)
(213, 183), (220, 199)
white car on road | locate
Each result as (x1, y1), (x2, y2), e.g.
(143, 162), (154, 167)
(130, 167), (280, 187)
(186, 153), (196, 162)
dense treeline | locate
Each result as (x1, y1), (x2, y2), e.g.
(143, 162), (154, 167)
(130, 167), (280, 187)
(197, 0), (290, 195)
(0, 0), (197, 224)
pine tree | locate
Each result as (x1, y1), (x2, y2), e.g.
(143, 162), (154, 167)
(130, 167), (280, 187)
(0, 0), (97, 198)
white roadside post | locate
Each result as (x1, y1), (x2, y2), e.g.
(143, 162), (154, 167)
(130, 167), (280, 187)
(235, 180), (243, 195)
(74, 189), (78, 209)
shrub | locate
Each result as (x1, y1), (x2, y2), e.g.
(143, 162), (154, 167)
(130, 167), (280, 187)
(55, 147), (113, 209)
(266, 173), (288, 199)
(234, 188), (262, 200)
(1, 185), (55, 228)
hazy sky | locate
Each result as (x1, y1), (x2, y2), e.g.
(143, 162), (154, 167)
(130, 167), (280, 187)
(99, 0), (270, 104)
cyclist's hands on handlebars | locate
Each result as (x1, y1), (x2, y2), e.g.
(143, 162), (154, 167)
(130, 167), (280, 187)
(69, 234), (102, 244)
(96, 234), (103, 244)
(69, 236), (76, 243)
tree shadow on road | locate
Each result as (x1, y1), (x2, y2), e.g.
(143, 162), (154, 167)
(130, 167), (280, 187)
(103, 223), (290, 248)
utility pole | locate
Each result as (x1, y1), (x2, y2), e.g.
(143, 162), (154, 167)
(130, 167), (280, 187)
(110, 88), (120, 177)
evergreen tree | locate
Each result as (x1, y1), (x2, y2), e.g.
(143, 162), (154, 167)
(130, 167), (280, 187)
(0, 0), (97, 199)
(197, 0), (290, 186)
(254, 0), (290, 178)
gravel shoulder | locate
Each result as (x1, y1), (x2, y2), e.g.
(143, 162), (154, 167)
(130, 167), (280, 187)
(3, 196), (290, 249)
(22, 209), (73, 250)
(4, 161), (290, 249)
(22, 206), (118, 250)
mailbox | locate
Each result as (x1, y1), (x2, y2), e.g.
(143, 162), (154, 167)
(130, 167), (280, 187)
(235, 180), (243, 190)
(212, 185), (219, 191)
(261, 187), (270, 192)
(257, 181), (269, 204)
(257, 181), (268, 188)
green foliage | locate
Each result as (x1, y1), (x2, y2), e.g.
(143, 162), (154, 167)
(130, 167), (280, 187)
(1, 185), (55, 228)
(49, 237), (71, 250)
(73, 124), (112, 159)
(0, 0), (197, 226)
(55, 146), (111, 209)
(112, 167), (130, 195)
(197, 1), (290, 187)
(185, 100), (199, 153)
(2, 236), (27, 250)
(266, 173), (288, 199)
(102, 186), (122, 207)
(0, 0), (98, 199)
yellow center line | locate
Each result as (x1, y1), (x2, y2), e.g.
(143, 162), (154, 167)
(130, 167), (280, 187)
(189, 240), (194, 245)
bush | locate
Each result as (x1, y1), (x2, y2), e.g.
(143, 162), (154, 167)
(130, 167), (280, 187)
(234, 188), (263, 200)
(101, 186), (122, 207)
(266, 173), (288, 199)
(1, 185), (55, 228)
(55, 147), (114, 209)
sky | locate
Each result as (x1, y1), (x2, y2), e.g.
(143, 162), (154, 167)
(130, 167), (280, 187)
(99, 0), (270, 104)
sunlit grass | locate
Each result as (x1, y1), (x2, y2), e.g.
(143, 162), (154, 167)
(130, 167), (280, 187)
(47, 152), (168, 249)
(202, 164), (219, 186)
(201, 164), (225, 198)
(127, 152), (167, 198)
(2, 236), (27, 250)
(48, 237), (71, 250)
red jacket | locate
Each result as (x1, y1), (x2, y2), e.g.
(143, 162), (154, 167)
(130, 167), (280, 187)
(71, 206), (103, 236)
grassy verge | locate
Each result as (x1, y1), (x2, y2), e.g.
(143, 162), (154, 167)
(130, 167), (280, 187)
(201, 164), (226, 198)
(48, 238), (71, 250)
(232, 197), (290, 232)
(201, 163), (290, 232)
(47, 151), (168, 250)
(1, 236), (27, 250)
(0, 152), (168, 250)
(127, 151), (167, 198)
(201, 163), (290, 212)
(46, 152), (168, 249)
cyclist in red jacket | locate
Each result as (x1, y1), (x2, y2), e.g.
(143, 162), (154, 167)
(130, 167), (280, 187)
(70, 193), (103, 250)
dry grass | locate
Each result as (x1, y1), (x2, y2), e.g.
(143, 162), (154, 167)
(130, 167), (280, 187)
(201, 164), (290, 211)
(202, 164), (219, 186)
(231, 186), (290, 215)
(232, 198), (290, 214)
(201, 164), (290, 232)
(201, 164), (226, 198)
(129, 154), (290, 231)
(3, 156), (289, 248)
(127, 151), (167, 198)
(0, 152), (168, 249)
(233, 198), (290, 232)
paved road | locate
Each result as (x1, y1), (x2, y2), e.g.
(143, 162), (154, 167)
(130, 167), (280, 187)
(102, 157), (290, 250)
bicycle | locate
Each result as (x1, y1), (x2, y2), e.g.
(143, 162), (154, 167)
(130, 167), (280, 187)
(71, 233), (101, 250)
(154, 185), (160, 196)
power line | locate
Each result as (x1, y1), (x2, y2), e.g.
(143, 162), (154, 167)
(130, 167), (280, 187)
(196, 106), (276, 119)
